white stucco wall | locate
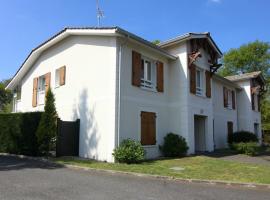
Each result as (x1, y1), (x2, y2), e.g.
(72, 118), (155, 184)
(212, 78), (238, 149)
(118, 39), (172, 159)
(236, 80), (262, 141)
(17, 35), (117, 162)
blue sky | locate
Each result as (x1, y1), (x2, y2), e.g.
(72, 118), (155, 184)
(0, 0), (270, 80)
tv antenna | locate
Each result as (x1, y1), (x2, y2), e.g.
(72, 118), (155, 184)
(96, 0), (104, 27)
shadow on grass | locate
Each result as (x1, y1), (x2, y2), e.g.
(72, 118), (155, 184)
(0, 155), (64, 171)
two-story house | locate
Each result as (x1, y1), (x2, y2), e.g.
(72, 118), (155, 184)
(6, 27), (265, 162)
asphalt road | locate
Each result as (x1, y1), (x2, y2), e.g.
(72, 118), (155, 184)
(0, 155), (269, 200)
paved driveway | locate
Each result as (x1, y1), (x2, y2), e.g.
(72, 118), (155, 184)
(0, 155), (269, 200)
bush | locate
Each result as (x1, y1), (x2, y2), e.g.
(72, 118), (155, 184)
(37, 88), (58, 156)
(113, 139), (145, 164)
(0, 112), (43, 156)
(159, 133), (189, 157)
(231, 142), (260, 156)
(229, 131), (258, 144)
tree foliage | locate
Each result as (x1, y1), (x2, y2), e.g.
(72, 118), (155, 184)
(0, 79), (12, 113)
(219, 40), (270, 130)
(36, 88), (58, 156)
(152, 40), (161, 45)
(219, 40), (270, 78)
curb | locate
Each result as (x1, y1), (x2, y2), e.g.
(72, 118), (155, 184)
(1, 153), (270, 190)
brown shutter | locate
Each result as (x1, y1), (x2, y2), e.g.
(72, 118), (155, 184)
(60, 66), (66, 86)
(45, 72), (51, 95)
(156, 61), (164, 92)
(205, 70), (211, 98)
(132, 51), (141, 87)
(141, 112), (156, 145)
(232, 90), (236, 110)
(32, 78), (38, 107)
(189, 64), (196, 94)
(223, 87), (228, 108)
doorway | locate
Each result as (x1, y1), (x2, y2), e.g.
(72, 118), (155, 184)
(194, 115), (206, 152)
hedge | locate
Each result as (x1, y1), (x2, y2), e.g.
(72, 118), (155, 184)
(0, 112), (43, 156)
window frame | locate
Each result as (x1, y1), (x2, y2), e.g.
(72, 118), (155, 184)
(55, 68), (60, 88)
(37, 75), (46, 105)
(140, 56), (156, 91)
(195, 67), (204, 96)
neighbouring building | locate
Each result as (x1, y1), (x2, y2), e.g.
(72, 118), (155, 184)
(6, 27), (266, 162)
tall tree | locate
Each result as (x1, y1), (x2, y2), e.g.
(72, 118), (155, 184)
(219, 40), (270, 130)
(0, 79), (12, 113)
(36, 88), (58, 156)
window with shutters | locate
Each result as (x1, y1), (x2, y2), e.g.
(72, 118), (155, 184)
(140, 57), (156, 90)
(55, 68), (60, 87)
(38, 75), (46, 105)
(196, 68), (204, 96)
(224, 88), (236, 110)
(141, 111), (156, 146)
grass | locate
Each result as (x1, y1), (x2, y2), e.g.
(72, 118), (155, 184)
(52, 155), (270, 185)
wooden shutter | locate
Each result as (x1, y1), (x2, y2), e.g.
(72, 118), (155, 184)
(60, 66), (66, 86)
(258, 95), (261, 111)
(132, 51), (141, 87)
(32, 77), (38, 107)
(223, 87), (228, 108)
(45, 72), (51, 95)
(189, 64), (196, 94)
(232, 90), (236, 110)
(205, 70), (211, 98)
(141, 112), (156, 145)
(156, 61), (164, 92)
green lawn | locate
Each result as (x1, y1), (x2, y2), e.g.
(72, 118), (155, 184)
(52, 156), (270, 184)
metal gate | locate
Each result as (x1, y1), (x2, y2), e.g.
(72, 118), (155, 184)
(56, 118), (80, 157)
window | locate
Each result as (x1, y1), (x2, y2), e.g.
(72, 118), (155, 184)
(254, 123), (259, 137)
(227, 90), (232, 109)
(38, 75), (46, 105)
(196, 68), (203, 95)
(15, 85), (22, 101)
(227, 121), (233, 143)
(55, 66), (66, 87)
(140, 58), (155, 89)
(55, 68), (60, 87)
(141, 111), (156, 145)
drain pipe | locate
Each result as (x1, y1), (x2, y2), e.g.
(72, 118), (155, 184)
(116, 35), (129, 147)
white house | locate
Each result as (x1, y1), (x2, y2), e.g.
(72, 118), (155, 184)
(6, 27), (266, 162)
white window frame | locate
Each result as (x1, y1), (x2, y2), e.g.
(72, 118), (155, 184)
(37, 75), (46, 105)
(227, 90), (233, 109)
(140, 57), (156, 91)
(55, 68), (60, 88)
(196, 68), (204, 96)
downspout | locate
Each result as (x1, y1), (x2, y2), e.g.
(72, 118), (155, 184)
(116, 35), (129, 148)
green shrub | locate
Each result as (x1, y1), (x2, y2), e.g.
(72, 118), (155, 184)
(159, 133), (189, 157)
(231, 142), (260, 156)
(0, 112), (42, 156)
(113, 139), (145, 164)
(229, 131), (258, 144)
(37, 88), (58, 156)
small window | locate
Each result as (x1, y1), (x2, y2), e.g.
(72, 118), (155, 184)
(55, 68), (60, 87)
(227, 90), (232, 109)
(140, 58), (155, 89)
(38, 75), (46, 105)
(141, 111), (156, 146)
(196, 68), (203, 96)
(15, 85), (22, 100)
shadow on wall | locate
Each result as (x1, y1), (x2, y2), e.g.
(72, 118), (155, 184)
(72, 88), (100, 160)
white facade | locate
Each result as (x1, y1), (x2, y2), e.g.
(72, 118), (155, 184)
(7, 27), (264, 162)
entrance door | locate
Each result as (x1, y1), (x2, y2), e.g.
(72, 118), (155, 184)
(227, 121), (233, 143)
(194, 115), (206, 152)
